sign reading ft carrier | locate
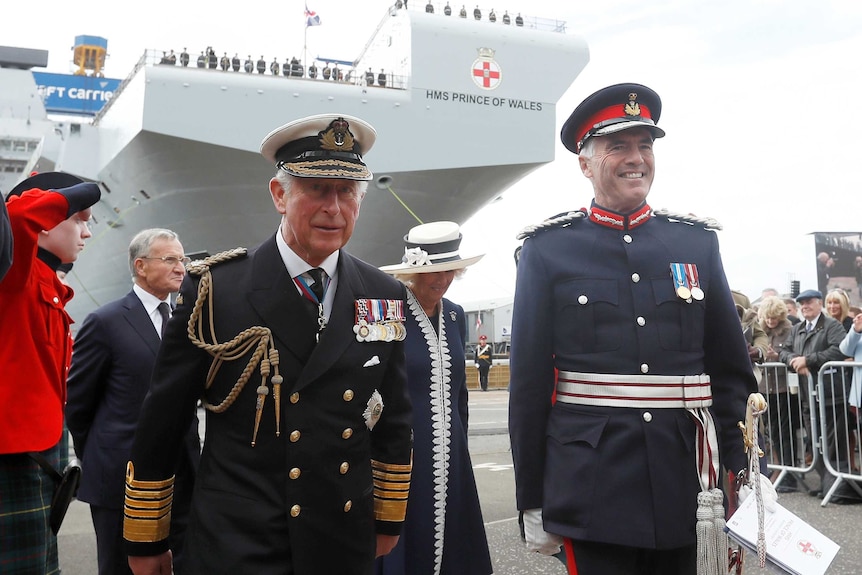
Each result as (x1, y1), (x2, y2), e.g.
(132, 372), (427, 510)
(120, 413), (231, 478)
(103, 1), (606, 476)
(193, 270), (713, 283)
(32, 72), (121, 116)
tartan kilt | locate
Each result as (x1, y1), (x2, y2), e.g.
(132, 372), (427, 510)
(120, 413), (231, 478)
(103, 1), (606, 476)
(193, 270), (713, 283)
(0, 437), (65, 574)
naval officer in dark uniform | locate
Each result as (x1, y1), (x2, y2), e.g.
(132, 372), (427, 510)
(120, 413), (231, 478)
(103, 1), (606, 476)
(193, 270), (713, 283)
(123, 114), (414, 575)
(508, 84), (768, 574)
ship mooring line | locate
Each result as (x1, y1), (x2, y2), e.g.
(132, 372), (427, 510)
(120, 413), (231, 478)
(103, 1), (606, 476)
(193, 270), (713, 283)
(385, 185), (424, 224)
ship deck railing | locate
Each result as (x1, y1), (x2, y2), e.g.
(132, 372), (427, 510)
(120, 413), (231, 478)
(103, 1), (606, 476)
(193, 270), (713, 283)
(92, 48), (411, 125)
(93, 4), (566, 125)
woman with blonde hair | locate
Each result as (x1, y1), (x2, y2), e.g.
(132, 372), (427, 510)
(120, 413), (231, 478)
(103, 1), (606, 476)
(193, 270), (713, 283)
(825, 289), (853, 332)
(759, 296), (802, 490)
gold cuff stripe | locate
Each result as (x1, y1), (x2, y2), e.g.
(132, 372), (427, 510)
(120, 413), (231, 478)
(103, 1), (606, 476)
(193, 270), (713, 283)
(123, 499), (173, 519)
(124, 485), (174, 500)
(375, 497), (408, 522)
(126, 462), (176, 490)
(124, 516), (172, 542)
(371, 459), (412, 473)
(373, 478), (410, 493)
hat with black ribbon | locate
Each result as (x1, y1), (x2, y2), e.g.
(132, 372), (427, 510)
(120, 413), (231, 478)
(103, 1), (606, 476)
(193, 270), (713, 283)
(380, 221), (484, 274)
(260, 114), (376, 181)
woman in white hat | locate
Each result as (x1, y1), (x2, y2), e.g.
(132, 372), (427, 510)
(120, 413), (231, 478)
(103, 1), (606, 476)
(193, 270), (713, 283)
(377, 221), (492, 575)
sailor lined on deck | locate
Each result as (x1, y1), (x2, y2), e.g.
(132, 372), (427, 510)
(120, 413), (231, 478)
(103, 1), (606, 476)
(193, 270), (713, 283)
(123, 113), (413, 575)
(508, 83), (774, 575)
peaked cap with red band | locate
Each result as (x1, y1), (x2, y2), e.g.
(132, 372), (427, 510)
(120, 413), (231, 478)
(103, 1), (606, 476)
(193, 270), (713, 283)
(560, 83), (666, 155)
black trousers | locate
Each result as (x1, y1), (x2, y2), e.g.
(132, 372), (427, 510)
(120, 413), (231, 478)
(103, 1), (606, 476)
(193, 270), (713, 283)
(562, 539), (697, 575)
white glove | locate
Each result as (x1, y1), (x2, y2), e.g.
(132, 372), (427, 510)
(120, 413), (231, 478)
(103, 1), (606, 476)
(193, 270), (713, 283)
(738, 472), (778, 513)
(522, 508), (563, 555)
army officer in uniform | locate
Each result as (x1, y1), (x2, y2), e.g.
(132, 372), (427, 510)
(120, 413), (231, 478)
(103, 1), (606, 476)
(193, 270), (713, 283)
(508, 84), (766, 575)
(124, 114), (413, 575)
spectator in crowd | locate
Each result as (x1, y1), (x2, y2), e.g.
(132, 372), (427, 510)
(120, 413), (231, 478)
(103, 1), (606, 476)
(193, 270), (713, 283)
(732, 290), (769, 388)
(840, 311), (862, 473)
(759, 296), (802, 490)
(855, 256), (862, 298)
(779, 289), (855, 501)
(377, 221), (492, 575)
(66, 228), (201, 575)
(123, 114), (413, 573)
(784, 297), (801, 325)
(826, 288), (853, 332)
(0, 172), (100, 573)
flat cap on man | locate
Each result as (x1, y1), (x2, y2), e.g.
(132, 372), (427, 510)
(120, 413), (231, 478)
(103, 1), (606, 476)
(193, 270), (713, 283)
(560, 83), (666, 155)
(795, 289), (823, 302)
(260, 114), (376, 181)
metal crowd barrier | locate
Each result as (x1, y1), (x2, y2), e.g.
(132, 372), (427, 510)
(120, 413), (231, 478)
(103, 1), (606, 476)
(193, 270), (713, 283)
(816, 360), (862, 506)
(759, 362), (818, 489)
(759, 361), (862, 506)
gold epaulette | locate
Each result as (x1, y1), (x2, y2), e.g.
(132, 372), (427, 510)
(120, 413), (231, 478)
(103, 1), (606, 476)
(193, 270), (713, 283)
(187, 247), (248, 276)
(653, 208), (722, 231)
(371, 459), (412, 522)
(516, 209), (587, 240)
(123, 462), (175, 543)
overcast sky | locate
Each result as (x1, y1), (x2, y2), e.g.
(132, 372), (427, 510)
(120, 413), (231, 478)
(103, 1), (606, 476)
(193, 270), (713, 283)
(5, 0), (862, 307)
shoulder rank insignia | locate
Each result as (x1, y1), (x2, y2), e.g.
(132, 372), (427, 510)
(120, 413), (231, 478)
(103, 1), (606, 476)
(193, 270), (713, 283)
(516, 208), (588, 240)
(652, 208), (722, 231)
(187, 247), (248, 276)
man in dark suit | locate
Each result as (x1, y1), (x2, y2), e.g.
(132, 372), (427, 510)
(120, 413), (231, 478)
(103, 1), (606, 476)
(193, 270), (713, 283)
(509, 84), (769, 574)
(124, 114), (413, 575)
(66, 228), (200, 574)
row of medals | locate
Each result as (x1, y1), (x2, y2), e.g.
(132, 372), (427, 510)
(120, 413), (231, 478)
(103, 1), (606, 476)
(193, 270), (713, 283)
(353, 319), (407, 342)
(677, 285), (704, 301)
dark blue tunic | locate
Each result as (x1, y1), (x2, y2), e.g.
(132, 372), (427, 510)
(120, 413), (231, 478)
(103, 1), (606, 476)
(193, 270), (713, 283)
(509, 205), (755, 550)
(376, 291), (492, 575)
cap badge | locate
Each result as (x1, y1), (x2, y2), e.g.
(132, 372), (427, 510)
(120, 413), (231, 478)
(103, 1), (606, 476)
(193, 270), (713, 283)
(624, 92), (641, 118)
(319, 118), (355, 150)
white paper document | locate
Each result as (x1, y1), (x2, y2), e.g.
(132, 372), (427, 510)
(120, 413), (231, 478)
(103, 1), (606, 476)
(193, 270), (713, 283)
(725, 493), (839, 575)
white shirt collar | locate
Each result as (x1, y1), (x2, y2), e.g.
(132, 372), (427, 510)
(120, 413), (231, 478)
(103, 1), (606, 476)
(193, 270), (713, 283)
(274, 227), (339, 279)
(133, 283), (170, 314)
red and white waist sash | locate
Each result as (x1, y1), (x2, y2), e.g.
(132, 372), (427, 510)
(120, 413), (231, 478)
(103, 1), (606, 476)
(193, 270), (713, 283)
(556, 371), (720, 490)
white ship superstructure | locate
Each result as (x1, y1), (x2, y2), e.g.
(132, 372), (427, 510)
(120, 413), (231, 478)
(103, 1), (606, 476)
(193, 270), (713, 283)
(0, 6), (589, 320)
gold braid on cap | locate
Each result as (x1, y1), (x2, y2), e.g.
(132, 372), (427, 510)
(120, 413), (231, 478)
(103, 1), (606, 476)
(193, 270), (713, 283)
(186, 248), (285, 447)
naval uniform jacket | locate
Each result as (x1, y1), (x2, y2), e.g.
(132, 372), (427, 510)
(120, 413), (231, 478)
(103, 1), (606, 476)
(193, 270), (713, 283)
(508, 203), (755, 550)
(0, 190), (77, 454)
(66, 290), (201, 510)
(125, 236), (413, 575)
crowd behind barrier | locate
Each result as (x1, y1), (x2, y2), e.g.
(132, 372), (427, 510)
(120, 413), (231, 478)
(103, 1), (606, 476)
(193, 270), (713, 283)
(760, 361), (862, 506)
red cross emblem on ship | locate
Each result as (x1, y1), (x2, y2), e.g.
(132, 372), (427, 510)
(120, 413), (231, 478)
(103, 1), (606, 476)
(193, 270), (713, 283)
(471, 49), (502, 90)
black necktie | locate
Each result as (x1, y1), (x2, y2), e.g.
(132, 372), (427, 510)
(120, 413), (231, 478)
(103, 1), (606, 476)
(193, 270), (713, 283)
(158, 302), (171, 339)
(308, 268), (326, 302)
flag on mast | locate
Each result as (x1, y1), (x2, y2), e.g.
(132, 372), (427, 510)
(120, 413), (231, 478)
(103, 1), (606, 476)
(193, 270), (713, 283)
(476, 313), (482, 331)
(305, 4), (322, 26)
